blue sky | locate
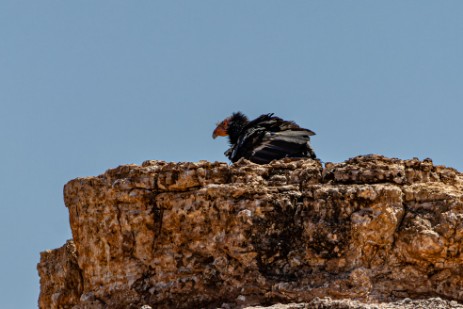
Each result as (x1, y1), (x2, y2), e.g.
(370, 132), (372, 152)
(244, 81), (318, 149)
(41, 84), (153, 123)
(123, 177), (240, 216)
(1, 1), (462, 307)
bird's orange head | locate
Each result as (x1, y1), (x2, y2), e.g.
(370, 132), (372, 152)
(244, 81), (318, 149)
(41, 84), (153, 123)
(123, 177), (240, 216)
(212, 117), (230, 139)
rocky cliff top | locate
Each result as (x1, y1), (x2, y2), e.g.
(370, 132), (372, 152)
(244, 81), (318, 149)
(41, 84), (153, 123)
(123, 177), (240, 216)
(38, 155), (463, 308)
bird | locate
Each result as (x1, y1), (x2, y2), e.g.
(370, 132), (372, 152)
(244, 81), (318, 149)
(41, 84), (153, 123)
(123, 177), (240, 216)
(212, 112), (316, 164)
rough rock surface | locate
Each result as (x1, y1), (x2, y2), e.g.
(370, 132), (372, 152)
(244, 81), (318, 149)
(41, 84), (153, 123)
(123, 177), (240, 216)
(245, 297), (463, 308)
(37, 155), (463, 308)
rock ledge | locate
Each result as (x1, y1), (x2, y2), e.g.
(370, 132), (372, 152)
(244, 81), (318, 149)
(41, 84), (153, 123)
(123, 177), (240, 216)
(38, 155), (463, 308)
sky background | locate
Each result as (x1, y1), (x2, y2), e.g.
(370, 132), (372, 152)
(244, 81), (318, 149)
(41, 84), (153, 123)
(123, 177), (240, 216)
(1, 1), (462, 307)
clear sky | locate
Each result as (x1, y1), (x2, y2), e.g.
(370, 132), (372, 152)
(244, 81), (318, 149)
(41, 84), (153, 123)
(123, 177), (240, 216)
(1, 1), (462, 307)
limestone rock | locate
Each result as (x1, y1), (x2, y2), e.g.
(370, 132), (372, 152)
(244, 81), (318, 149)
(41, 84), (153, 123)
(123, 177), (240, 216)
(245, 297), (463, 308)
(37, 155), (463, 308)
(38, 240), (82, 309)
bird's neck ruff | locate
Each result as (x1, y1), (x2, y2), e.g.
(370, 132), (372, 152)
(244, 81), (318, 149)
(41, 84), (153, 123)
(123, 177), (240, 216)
(227, 112), (249, 145)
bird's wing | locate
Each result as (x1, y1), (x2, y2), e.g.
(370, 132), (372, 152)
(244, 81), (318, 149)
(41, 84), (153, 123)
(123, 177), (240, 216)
(249, 129), (315, 163)
(227, 114), (316, 164)
(246, 115), (315, 134)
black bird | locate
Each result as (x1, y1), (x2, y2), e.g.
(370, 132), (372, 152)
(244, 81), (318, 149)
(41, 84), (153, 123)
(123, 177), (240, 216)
(213, 112), (316, 164)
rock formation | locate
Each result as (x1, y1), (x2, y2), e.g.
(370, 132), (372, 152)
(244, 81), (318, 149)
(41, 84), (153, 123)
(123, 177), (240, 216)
(37, 155), (463, 308)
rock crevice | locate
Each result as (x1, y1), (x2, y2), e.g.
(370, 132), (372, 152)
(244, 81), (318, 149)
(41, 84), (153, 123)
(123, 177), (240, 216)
(38, 155), (463, 308)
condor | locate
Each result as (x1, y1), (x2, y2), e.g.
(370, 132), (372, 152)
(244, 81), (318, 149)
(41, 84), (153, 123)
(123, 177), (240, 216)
(213, 112), (316, 164)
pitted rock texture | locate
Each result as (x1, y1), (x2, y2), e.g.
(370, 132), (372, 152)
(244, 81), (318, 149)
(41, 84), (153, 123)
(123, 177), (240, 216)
(37, 155), (463, 308)
(245, 297), (463, 308)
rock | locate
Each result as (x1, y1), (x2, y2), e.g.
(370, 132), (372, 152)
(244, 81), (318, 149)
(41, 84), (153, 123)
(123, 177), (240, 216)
(37, 155), (463, 308)
(37, 240), (82, 309)
(243, 297), (463, 308)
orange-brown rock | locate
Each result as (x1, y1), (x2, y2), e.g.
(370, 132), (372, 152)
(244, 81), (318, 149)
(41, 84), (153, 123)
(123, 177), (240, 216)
(37, 155), (463, 308)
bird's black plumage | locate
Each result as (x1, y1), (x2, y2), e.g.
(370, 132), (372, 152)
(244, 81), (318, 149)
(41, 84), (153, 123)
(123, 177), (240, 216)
(213, 112), (316, 164)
